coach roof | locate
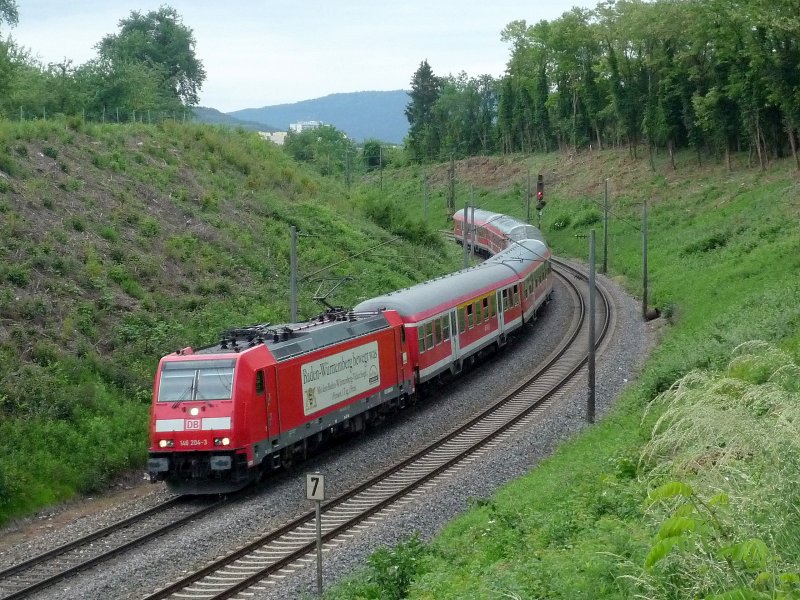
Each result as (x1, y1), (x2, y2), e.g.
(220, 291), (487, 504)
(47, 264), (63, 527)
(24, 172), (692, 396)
(454, 208), (545, 244)
(354, 238), (548, 319)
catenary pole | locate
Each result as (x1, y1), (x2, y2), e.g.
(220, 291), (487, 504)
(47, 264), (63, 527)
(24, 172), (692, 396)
(603, 179), (609, 274)
(642, 198), (648, 319)
(290, 226), (298, 323)
(588, 229), (596, 424)
(470, 189), (476, 260)
(462, 202), (469, 269)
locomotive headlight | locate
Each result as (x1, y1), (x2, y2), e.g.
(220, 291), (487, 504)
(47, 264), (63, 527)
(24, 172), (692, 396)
(190, 407), (200, 416)
(214, 437), (231, 446)
(158, 439), (174, 448)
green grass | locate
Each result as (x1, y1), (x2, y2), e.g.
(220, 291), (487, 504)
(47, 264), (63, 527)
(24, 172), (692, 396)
(0, 119), (459, 524)
(322, 149), (800, 599)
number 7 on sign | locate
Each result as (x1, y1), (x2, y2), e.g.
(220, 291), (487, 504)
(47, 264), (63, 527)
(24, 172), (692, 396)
(306, 473), (325, 501)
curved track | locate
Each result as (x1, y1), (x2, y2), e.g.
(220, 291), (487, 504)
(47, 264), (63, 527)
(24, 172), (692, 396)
(140, 261), (612, 600)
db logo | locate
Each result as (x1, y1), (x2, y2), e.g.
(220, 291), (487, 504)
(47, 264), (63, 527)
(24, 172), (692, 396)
(185, 419), (201, 430)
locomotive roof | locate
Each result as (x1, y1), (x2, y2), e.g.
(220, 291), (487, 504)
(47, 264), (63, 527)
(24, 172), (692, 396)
(193, 312), (391, 362)
(353, 239), (549, 320)
(453, 208), (545, 244)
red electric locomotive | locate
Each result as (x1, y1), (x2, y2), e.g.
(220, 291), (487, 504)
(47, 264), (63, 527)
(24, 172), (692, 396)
(147, 213), (552, 494)
(147, 310), (413, 493)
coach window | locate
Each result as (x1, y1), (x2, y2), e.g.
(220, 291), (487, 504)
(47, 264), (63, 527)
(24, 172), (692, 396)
(425, 322), (434, 350)
(502, 289), (508, 311)
(458, 307), (466, 333)
(467, 303), (474, 328)
(482, 297), (489, 322)
(418, 328), (426, 354)
(442, 316), (450, 340)
(434, 319), (442, 345)
(490, 295), (496, 318)
(514, 285), (520, 306)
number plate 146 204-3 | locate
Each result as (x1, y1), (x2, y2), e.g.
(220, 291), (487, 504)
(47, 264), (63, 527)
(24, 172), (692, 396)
(179, 439), (208, 447)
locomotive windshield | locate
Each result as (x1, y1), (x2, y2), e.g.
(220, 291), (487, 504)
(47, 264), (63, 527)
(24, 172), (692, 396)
(158, 359), (236, 402)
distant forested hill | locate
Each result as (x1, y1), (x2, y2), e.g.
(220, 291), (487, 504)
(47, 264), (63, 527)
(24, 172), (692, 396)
(191, 107), (279, 132)
(229, 90), (410, 144)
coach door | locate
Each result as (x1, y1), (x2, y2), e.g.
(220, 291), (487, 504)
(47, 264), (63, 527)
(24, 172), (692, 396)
(449, 310), (461, 360)
(496, 290), (506, 333)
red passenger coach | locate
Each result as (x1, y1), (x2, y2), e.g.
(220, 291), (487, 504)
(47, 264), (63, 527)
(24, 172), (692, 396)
(453, 208), (545, 255)
(355, 238), (552, 384)
(148, 311), (412, 493)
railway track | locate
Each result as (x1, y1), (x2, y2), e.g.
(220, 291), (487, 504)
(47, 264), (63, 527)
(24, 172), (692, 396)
(0, 496), (223, 600)
(139, 260), (612, 600)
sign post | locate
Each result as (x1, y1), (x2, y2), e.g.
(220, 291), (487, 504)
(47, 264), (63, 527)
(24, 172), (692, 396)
(306, 473), (326, 597)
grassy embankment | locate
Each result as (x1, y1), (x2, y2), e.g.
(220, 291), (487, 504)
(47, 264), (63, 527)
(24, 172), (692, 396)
(323, 150), (800, 599)
(0, 119), (458, 525)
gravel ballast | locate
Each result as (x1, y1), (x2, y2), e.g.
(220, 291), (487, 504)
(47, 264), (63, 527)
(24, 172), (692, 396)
(0, 266), (655, 600)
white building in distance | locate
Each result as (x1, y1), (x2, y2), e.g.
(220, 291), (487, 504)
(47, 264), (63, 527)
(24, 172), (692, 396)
(258, 131), (288, 145)
(289, 120), (323, 133)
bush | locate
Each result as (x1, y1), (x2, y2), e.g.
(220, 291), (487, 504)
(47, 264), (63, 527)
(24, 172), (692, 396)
(139, 217), (160, 238)
(572, 208), (601, 228)
(6, 263), (30, 286)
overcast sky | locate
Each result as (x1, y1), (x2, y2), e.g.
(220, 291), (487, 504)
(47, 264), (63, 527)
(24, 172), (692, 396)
(10, 1), (597, 113)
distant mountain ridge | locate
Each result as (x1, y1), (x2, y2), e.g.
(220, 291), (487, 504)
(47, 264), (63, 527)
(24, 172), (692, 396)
(229, 90), (410, 144)
(191, 107), (279, 132)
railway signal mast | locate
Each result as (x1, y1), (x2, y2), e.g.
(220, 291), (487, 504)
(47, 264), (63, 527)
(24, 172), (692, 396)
(535, 174), (545, 228)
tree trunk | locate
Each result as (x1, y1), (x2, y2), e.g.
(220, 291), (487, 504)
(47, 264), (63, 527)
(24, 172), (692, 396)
(754, 113), (766, 171)
(668, 140), (676, 170)
(788, 122), (799, 171)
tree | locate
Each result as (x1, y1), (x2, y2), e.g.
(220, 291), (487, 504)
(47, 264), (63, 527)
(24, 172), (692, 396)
(362, 139), (383, 170)
(96, 6), (205, 106)
(284, 125), (356, 178)
(0, 0), (17, 29)
(405, 60), (443, 162)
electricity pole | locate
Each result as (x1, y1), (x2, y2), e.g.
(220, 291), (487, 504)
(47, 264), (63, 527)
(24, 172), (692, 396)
(603, 179), (609, 274)
(290, 226), (298, 322)
(642, 198), (649, 319)
(588, 229), (596, 424)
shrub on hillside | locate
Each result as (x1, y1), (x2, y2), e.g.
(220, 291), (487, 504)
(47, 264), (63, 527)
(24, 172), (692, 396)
(639, 341), (800, 598)
(360, 193), (442, 248)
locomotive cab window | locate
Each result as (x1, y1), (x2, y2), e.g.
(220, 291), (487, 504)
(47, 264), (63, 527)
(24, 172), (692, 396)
(255, 370), (265, 395)
(158, 359), (235, 403)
